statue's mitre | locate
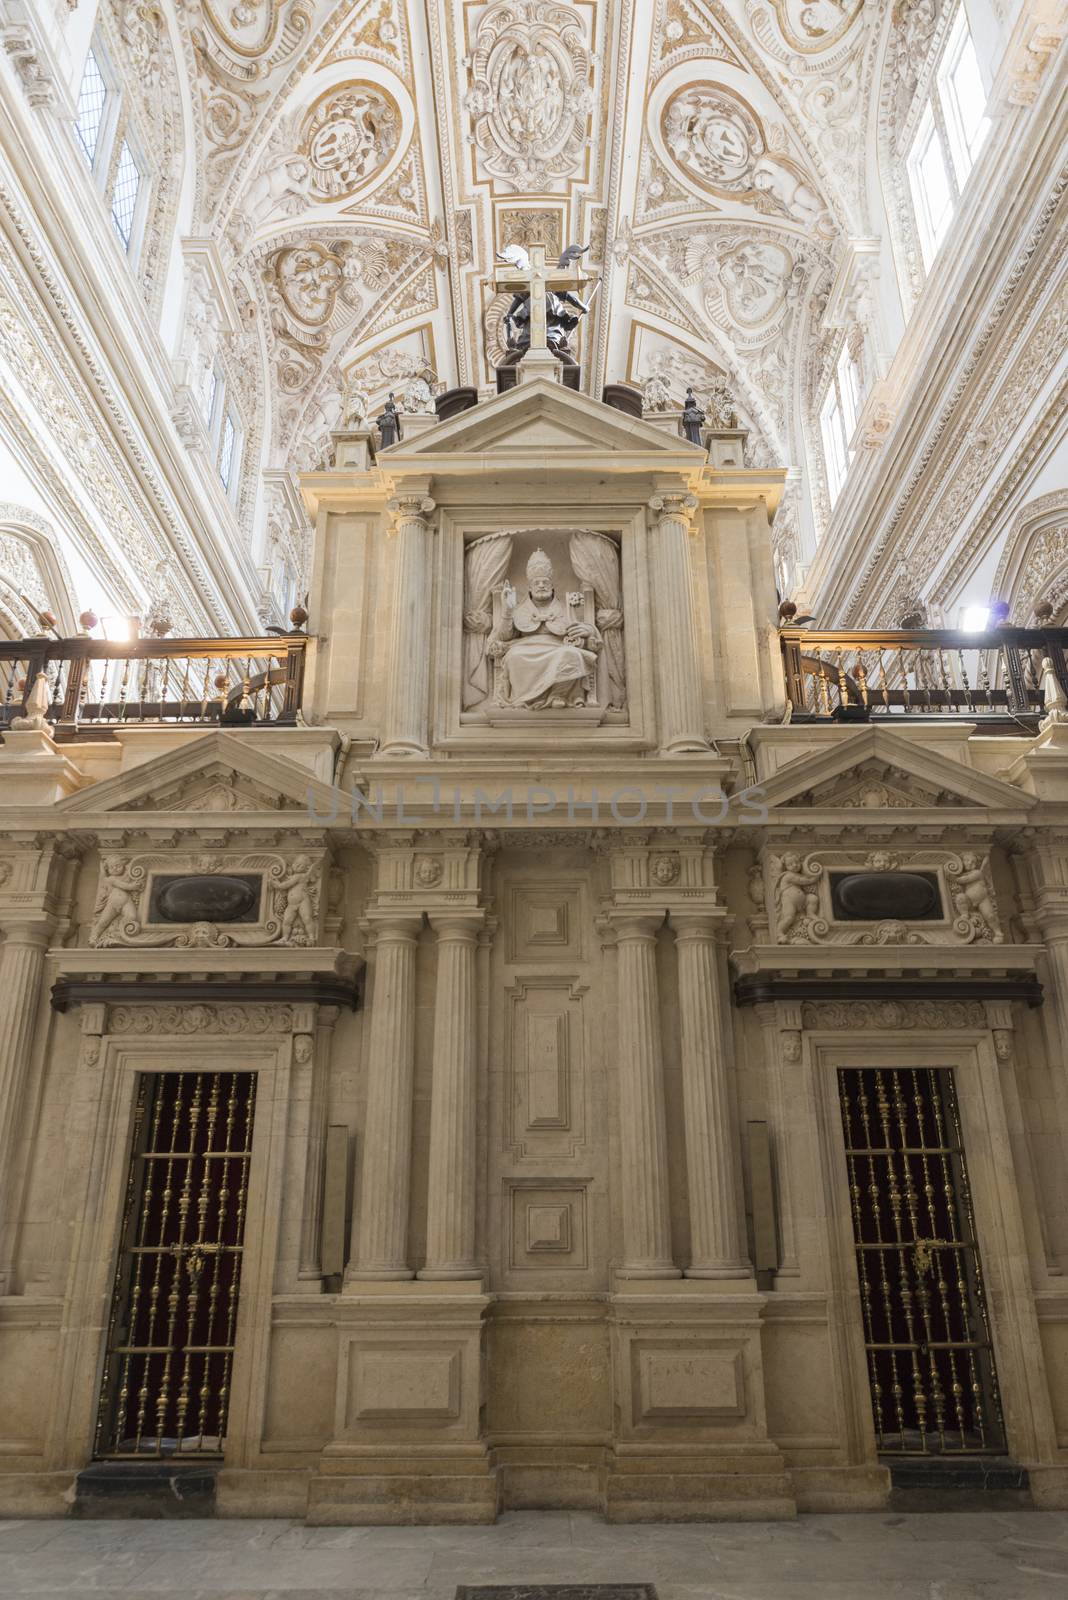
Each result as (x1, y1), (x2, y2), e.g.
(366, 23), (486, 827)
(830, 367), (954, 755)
(526, 548), (553, 583)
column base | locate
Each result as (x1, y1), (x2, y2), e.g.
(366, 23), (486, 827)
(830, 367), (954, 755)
(659, 738), (711, 755)
(684, 1264), (755, 1281)
(416, 1267), (485, 1282)
(615, 1265), (683, 1281)
(374, 743), (431, 759)
(343, 1266), (414, 1284)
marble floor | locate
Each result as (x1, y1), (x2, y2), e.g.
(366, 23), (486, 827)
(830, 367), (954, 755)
(0, 1510), (1066, 1600)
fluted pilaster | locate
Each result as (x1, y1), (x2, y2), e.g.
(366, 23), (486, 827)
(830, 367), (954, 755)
(349, 915), (422, 1280)
(648, 492), (709, 754)
(674, 916), (751, 1278)
(381, 494), (436, 757)
(420, 916), (482, 1279)
(297, 1006), (340, 1281)
(0, 928), (49, 1292)
(613, 915), (679, 1278)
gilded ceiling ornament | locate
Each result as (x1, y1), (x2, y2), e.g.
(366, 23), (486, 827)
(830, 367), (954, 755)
(661, 83), (830, 234)
(765, 0), (865, 54)
(265, 243), (345, 327)
(465, 0), (593, 192)
(199, 0), (310, 65)
(300, 82), (401, 200)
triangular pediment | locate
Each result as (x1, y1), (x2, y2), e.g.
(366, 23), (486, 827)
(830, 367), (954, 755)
(760, 728), (1035, 817)
(384, 377), (705, 464)
(54, 732), (343, 820)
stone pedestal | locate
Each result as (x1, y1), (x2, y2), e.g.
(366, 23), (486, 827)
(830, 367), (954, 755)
(310, 1286), (497, 1524)
(606, 1287), (794, 1521)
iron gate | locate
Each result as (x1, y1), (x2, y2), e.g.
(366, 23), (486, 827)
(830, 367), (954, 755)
(95, 1070), (255, 1458)
(838, 1066), (1004, 1455)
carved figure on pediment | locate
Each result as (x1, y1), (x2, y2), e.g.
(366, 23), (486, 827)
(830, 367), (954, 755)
(948, 852), (1003, 944)
(682, 387), (706, 446)
(705, 378), (736, 430)
(488, 547), (602, 710)
(376, 393), (402, 447)
(90, 858), (144, 946)
(339, 379), (368, 429)
(399, 373), (435, 415)
(641, 372), (672, 411)
(773, 851), (822, 941)
(272, 855), (319, 946)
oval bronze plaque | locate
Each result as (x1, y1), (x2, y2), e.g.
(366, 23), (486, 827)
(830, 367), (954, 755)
(833, 872), (941, 922)
(154, 875), (259, 924)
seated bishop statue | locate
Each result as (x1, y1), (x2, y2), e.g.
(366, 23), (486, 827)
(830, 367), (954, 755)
(487, 547), (603, 709)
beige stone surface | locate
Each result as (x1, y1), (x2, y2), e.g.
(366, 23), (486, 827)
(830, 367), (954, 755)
(1, 381), (1067, 1524)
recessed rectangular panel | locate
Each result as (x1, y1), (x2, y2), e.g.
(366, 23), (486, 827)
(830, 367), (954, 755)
(526, 1010), (570, 1128)
(508, 1183), (589, 1271)
(508, 979), (586, 1158)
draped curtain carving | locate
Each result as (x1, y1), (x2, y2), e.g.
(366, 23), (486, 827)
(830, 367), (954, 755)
(462, 531), (514, 708)
(569, 530), (625, 709)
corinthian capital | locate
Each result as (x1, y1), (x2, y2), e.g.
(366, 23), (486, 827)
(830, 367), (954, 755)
(387, 495), (436, 530)
(648, 492), (699, 528)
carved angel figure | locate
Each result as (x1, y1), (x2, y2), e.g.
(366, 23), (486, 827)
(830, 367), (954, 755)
(91, 859), (143, 946)
(951, 853), (1003, 944)
(274, 856), (319, 945)
(244, 153), (313, 228)
(774, 851), (821, 941)
(751, 157), (826, 228)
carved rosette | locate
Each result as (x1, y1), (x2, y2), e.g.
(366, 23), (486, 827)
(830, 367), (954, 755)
(466, 1), (593, 191)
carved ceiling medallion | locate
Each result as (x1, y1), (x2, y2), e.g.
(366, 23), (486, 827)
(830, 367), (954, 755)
(466, 1), (592, 192)
(661, 82), (831, 234)
(709, 236), (794, 330)
(767, 0), (865, 55)
(300, 81), (401, 200)
(267, 242), (344, 327)
(662, 84), (764, 197)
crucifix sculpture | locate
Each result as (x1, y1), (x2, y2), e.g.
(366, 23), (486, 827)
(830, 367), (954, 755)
(491, 243), (596, 391)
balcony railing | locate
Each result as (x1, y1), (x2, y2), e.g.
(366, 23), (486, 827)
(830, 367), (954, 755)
(0, 634), (308, 736)
(780, 626), (1068, 726)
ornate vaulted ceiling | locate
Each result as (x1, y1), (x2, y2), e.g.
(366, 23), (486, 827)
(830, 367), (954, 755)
(125, 2), (924, 487)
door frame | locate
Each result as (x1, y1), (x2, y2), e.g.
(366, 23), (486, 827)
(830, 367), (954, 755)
(45, 1028), (293, 1474)
(807, 1030), (1059, 1470)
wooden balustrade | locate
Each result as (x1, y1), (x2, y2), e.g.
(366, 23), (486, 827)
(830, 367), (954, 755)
(0, 634), (307, 736)
(780, 626), (1068, 726)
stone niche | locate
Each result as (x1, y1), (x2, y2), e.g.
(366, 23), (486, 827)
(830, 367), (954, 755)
(460, 527), (627, 727)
